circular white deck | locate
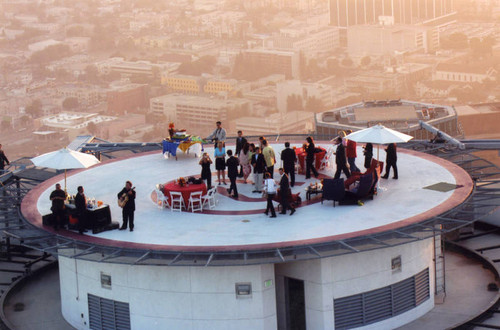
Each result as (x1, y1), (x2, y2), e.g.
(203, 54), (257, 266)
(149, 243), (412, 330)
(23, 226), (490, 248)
(22, 143), (473, 251)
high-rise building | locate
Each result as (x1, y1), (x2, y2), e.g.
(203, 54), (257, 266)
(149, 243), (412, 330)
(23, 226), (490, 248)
(330, 0), (455, 27)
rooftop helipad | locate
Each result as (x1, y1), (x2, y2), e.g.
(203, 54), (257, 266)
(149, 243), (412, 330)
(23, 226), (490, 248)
(21, 143), (473, 252)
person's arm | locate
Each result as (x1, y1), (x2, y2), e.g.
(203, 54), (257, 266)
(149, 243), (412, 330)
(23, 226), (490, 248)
(220, 128), (226, 141)
(206, 129), (216, 141)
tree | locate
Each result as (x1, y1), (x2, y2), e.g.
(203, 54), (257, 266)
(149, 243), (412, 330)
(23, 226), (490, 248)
(360, 56), (371, 67)
(30, 44), (72, 64)
(87, 122), (98, 136)
(25, 99), (42, 118)
(341, 57), (353, 67)
(62, 97), (79, 110)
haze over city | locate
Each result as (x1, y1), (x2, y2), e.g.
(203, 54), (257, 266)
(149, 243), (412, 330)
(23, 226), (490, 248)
(0, 0), (498, 160)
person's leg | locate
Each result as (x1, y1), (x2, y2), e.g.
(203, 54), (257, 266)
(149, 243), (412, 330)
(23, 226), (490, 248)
(217, 170), (221, 184)
(312, 161), (319, 177)
(268, 194), (276, 217)
(232, 177), (238, 197)
(382, 163), (392, 179)
(334, 166), (341, 180)
(268, 166), (274, 179)
(289, 169), (295, 187)
(129, 211), (134, 231)
(120, 209), (128, 229)
(222, 170), (226, 184)
(305, 160), (311, 179)
(256, 173), (263, 192)
(343, 164), (351, 178)
(280, 193), (288, 214)
(207, 175), (212, 190)
(393, 162), (398, 179)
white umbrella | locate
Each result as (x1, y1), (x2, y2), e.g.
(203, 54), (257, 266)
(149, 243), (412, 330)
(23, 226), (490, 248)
(31, 147), (100, 191)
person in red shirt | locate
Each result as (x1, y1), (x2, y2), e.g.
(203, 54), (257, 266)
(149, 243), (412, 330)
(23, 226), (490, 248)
(345, 131), (360, 173)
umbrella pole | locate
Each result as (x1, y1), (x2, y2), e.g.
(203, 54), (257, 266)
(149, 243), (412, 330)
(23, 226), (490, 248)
(64, 169), (67, 193)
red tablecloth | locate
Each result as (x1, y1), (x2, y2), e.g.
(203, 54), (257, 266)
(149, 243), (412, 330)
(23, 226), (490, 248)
(163, 181), (207, 206)
(295, 147), (326, 174)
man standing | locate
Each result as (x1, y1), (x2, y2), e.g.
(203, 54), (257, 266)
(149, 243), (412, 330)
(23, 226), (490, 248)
(334, 137), (351, 180)
(206, 121), (226, 148)
(262, 139), (276, 179)
(226, 149), (239, 199)
(49, 183), (67, 231)
(118, 181), (136, 231)
(346, 132), (360, 173)
(382, 143), (398, 179)
(0, 144), (9, 173)
(235, 130), (247, 177)
(279, 168), (295, 215)
(75, 186), (88, 234)
(251, 147), (265, 193)
(281, 142), (296, 187)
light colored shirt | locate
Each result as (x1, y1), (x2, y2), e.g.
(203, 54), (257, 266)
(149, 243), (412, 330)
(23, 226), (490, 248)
(207, 127), (226, 142)
(214, 147), (226, 158)
(264, 178), (277, 194)
(262, 146), (275, 167)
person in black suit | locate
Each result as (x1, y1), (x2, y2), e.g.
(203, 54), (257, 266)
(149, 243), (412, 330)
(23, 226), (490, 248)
(280, 142), (296, 187)
(382, 143), (398, 179)
(333, 137), (351, 180)
(49, 183), (67, 231)
(278, 168), (296, 215)
(75, 186), (88, 234)
(117, 181), (136, 231)
(251, 147), (266, 193)
(226, 149), (239, 198)
(363, 143), (373, 169)
(235, 130), (247, 177)
(305, 136), (319, 179)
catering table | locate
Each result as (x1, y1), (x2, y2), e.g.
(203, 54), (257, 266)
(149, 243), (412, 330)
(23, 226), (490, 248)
(295, 147), (326, 174)
(65, 203), (112, 232)
(162, 181), (207, 207)
(162, 135), (207, 158)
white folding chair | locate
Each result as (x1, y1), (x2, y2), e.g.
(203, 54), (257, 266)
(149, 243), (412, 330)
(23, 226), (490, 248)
(320, 147), (335, 170)
(169, 191), (185, 212)
(188, 191), (203, 213)
(155, 188), (170, 210)
(201, 187), (217, 210)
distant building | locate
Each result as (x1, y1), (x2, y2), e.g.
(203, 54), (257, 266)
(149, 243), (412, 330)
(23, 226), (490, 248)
(276, 80), (333, 113)
(234, 111), (314, 136)
(28, 39), (62, 52)
(56, 84), (101, 107)
(433, 63), (497, 84)
(243, 49), (300, 79)
(37, 112), (117, 140)
(150, 94), (249, 134)
(162, 75), (237, 96)
(330, 0), (456, 27)
(315, 99), (460, 140)
(347, 24), (439, 55)
(107, 84), (149, 115)
(95, 58), (179, 78)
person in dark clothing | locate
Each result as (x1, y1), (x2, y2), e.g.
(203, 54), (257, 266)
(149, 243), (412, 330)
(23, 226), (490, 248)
(0, 144), (9, 172)
(226, 150), (239, 198)
(235, 130), (247, 177)
(278, 168), (295, 215)
(305, 136), (319, 179)
(251, 147), (266, 193)
(363, 143), (373, 169)
(382, 143), (398, 179)
(117, 181), (136, 231)
(333, 137), (351, 180)
(280, 142), (296, 187)
(199, 152), (213, 189)
(49, 183), (67, 231)
(75, 186), (88, 234)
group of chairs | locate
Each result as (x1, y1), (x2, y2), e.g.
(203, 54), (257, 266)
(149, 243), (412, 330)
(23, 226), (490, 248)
(321, 159), (383, 207)
(155, 185), (218, 213)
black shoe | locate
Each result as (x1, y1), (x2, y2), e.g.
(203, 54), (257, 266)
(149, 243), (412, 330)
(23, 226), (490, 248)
(130, 228), (133, 232)
(270, 215), (277, 218)
(381, 175), (388, 179)
(393, 177), (398, 180)
(280, 212), (286, 215)
(290, 209), (296, 216)
(253, 190), (261, 193)
(119, 227), (126, 230)
(226, 188), (231, 194)
(264, 212), (268, 215)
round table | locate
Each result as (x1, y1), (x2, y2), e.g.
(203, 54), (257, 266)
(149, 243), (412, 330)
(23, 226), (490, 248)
(162, 181), (207, 207)
(295, 147), (326, 174)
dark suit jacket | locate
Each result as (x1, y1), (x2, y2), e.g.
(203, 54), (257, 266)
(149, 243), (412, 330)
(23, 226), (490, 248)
(279, 173), (290, 196)
(335, 143), (347, 165)
(75, 193), (86, 214)
(117, 188), (136, 211)
(251, 153), (266, 174)
(235, 137), (247, 156)
(281, 148), (296, 171)
(0, 150), (8, 168)
(385, 143), (397, 163)
(306, 143), (316, 161)
(226, 156), (240, 178)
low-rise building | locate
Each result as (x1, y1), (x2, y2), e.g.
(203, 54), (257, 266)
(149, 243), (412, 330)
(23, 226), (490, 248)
(107, 84), (149, 115)
(56, 84), (102, 107)
(433, 63), (497, 84)
(234, 111), (314, 136)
